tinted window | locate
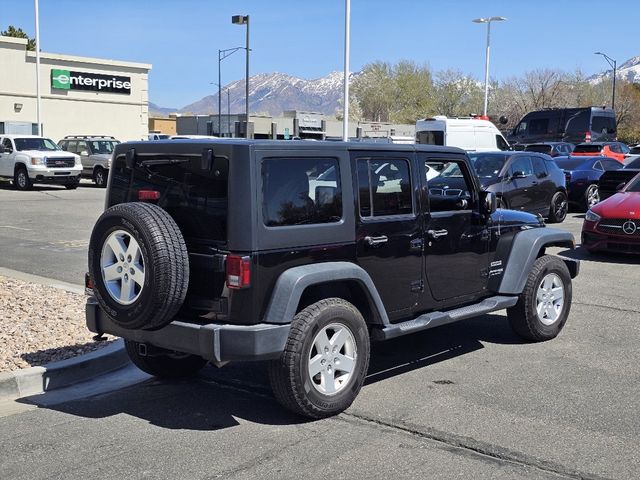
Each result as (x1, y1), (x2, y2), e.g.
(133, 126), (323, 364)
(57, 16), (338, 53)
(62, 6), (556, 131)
(2, 138), (13, 151)
(573, 144), (602, 154)
(426, 160), (474, 213)
(525, 144), (552, 154)
(89, 140), (119, 154)
(565, 111), (589, 133)
(602, 159), (623, 171)
(496, 135), (509, 151)
(357, 158), (412, 217)
(514, 121), (527, 135)
(509, 156), (533, 176)
(620, 144), (630, 154)
(529, 118), (549, 135)
(532, 156), (547, 178)
(592, 116), (616, 134)
(416, 130), (444, 146)
(593, 161), (603, 171)
(469, 153), (508, 179)
(625, 158), (640, 169)
(263, 157), (342, 227)
(554, 158), (586, 170)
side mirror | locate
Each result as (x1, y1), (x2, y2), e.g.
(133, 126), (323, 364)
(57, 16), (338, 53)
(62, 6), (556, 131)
(481, 191), (497, 215)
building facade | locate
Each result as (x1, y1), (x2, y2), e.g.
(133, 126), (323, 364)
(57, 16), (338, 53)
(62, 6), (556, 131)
(0, 35), (151, 142)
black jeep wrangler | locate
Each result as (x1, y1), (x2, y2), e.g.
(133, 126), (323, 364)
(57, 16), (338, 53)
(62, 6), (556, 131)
(86, 140), (579, 418)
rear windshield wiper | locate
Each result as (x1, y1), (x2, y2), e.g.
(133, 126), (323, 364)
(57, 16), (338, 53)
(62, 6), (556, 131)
(139, 158), (192, 166)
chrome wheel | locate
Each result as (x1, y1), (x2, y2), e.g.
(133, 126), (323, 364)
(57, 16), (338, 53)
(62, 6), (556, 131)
(308, 323), (357, 395)
(586, 185), (599, 209)
(536, 273), (564, 325)
(100, 229), (146, 305)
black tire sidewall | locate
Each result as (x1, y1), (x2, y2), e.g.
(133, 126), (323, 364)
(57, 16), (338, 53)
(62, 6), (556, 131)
(525, 258), (572, 338)
(549, 191), (567, 223)
(94, 168), (107, 187)
(89, 211), (158, 329)
(14, 168), (30, 190)
(295, 302), (369, 415)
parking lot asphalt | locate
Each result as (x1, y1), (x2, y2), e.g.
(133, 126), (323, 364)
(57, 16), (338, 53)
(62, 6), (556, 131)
(0, 180), (105, 285)
(0, 184), (639, 479)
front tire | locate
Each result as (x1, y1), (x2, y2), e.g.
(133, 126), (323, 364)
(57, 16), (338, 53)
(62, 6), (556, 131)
(548, 191), (568, 223)
(584, 184), (599, 211)
(125, 340), (207, 378)
(93, 167), (108, 188)
(507, 255), (572, 342)
(14, 167), (32, 191)
(269, 298), (370, 419)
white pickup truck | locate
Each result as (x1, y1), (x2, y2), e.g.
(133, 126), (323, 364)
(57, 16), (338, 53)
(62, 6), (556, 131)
(0, 134), (82, 190)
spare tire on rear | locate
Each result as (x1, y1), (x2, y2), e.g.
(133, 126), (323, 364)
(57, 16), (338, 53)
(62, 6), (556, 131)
(88, 202), (189, 330)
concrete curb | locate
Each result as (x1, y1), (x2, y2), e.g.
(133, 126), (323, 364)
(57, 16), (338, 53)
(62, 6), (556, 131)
(0, 339), (129, 401)
(0, 267), (84, 295)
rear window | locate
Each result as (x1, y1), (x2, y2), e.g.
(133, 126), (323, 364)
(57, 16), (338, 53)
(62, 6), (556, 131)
(525, 144), (552, 154)
(573, 144), (602, 153)
(554, 158), (586, 170)
(109, 155), (229, 243)
(592, 116), (616, 134)
(416, 130), (444, 145)
(262, 157), (342, 227)
(565, 111), (589, 134)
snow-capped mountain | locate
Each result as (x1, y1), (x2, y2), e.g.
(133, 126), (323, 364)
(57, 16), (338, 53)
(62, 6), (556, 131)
(588, 56), (640, 84)
(152, 71), (350, 117)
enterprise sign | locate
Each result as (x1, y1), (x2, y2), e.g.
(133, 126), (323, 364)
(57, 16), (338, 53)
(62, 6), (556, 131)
(51, 69), (131, 95)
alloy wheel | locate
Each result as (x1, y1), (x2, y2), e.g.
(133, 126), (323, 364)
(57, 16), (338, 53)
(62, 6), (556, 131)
(100, 229), (146, 305)
(308, 323), (357, 395)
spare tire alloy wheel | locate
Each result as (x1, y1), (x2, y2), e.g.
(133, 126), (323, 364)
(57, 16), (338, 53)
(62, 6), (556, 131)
(101, 230), (146, 305)
(89, 202), (189, 330)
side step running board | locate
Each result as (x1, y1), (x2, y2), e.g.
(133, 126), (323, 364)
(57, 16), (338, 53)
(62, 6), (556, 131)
(372, 295), (519, 341)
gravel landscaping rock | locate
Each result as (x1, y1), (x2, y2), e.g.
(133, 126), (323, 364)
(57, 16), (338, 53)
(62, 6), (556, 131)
(0, 275), (114, 373)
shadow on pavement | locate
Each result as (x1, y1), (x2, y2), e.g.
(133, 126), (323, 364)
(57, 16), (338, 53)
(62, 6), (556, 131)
(19, 314), (519, 430)
(559, 246), (640, 265)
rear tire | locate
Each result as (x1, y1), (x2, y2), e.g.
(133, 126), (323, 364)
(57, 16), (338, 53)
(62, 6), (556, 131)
(269, 298), (370, 418)
(507, 255), (572, 342)
(125, 340), (207, 378)
(88, 202), (189, 330)
(548, 191), (568, 223)
(65, 181), (80, 190)
(14, 167), (32, 191)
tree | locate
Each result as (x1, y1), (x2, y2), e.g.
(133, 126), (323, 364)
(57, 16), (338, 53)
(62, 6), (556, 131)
(390, 61), (434, 123)
(433, 69), (483, 117)
(351, 61), (395, 122)
(1, 25), (35, 51)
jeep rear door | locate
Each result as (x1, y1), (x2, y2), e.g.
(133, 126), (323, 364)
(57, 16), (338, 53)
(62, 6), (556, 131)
(353, 152), (422, 319)
(420, 154), (489, 302)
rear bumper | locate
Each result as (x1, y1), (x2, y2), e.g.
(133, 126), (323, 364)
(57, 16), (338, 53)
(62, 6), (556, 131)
(86, 297), (290, 362)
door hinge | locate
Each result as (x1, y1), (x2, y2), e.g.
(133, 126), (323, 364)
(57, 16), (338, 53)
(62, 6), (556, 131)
(410, 280), (424, 293)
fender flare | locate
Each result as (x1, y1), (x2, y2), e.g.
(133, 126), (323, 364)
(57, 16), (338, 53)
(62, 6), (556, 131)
(262, 262), (390, 325)
(493, 227), (579, 295)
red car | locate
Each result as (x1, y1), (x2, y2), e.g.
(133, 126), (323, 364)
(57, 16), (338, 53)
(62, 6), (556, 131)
(582, 171), (640, 253)
(572, 142), (629, 163)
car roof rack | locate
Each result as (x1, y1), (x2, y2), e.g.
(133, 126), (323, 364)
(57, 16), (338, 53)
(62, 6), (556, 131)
(63, 135), (116, 139)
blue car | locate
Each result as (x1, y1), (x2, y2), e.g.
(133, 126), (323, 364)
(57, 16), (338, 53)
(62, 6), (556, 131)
(553, 156), (623, 210)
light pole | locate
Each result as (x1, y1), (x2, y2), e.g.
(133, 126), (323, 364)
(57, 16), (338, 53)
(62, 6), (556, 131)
(34, 0), (42, 135)
(595, 51), (617, 110)
(232, 15), (250, 137)
(343, 0), (351, 141)
(472, 16), (506, 117)
(218, 47), (243, 136)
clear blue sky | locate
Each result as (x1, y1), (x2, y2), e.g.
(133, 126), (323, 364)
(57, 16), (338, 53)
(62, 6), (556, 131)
(4, 0), (639, 108)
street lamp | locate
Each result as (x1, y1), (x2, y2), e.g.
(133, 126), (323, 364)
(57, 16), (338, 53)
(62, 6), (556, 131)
(472, 16), (507, 117)
(218, 47), (243, 136)
(232, 15), (250, 137)
(595, 52), (617, 110)
(211, 82), (231, 137)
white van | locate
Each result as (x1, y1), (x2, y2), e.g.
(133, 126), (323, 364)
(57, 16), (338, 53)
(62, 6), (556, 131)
(415, 115), (510, 152)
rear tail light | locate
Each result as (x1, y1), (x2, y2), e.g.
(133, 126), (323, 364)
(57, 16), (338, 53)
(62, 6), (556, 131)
(85, 272), (94, 296)
(226, 255), (251, 289)
(138, 190), (160, 201)
(585, 131), (592, 142)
